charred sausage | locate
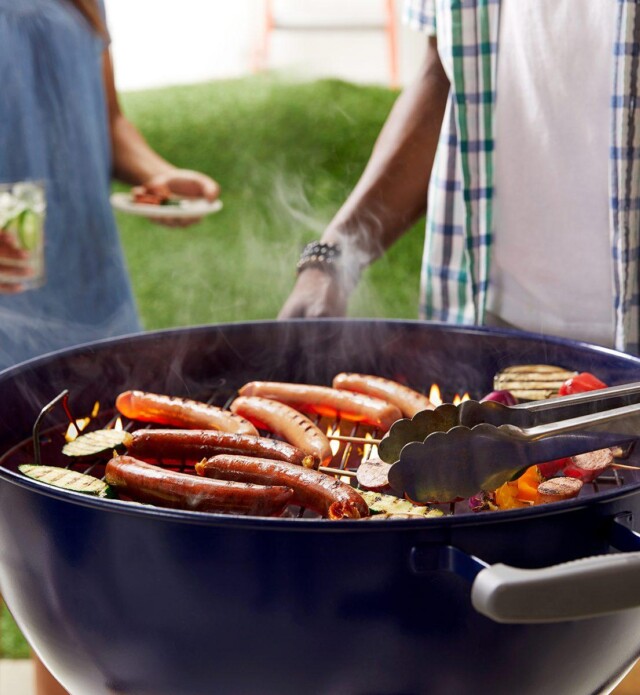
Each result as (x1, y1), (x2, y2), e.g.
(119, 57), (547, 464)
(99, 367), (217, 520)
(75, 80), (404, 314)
(332, 373), (434, 418)
(116, 390), (258, 436)
(230, 396), (333, 465)
(196, 454), (369, 520)
(123, 428), (318, 468)
(355, 456), (392, 492)
(564, 448), (614, 483)
(237, 381), (402, 431)
(105, 455), (293, 516)
(536, 477), (583, 504)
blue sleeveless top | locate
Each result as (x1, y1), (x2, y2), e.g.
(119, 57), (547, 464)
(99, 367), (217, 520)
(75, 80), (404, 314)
(0, 0), (141, 371)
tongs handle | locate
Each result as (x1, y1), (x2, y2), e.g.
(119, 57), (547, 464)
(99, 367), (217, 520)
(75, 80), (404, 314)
(462, 380), (640, 428)
(515, 380), (640, 415)
(509, 400), (640, 463)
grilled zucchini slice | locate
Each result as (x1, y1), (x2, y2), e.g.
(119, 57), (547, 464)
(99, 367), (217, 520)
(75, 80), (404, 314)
(19, 464), (114, 498)
(359, 490), (443, 517)
(62, 429), (128, 457)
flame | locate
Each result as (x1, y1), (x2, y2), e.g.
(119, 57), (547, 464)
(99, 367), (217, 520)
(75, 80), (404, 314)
(430, 383), (471, 407)
(65, 417), (91, 442)
(63, 401), (120, 443)
(327, 425), (341, 457)
(362, 432), (379, 460)
(452, 392), (471, 405)
(429, 383), (442, 406)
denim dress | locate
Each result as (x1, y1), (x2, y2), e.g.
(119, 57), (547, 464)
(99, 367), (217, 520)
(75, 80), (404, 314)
(0, 0), (141, 371)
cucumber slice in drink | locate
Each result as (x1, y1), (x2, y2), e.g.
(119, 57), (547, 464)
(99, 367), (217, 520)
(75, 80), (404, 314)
(17, 210), (42, 251)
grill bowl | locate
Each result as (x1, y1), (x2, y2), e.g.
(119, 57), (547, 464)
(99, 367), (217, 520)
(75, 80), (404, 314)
(1, 319), (640, 694)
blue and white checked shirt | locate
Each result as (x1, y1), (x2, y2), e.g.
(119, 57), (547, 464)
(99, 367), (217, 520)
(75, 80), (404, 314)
(404, 0), (640, 354)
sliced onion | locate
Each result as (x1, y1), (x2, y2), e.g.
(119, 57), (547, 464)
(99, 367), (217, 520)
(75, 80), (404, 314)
(480, 389), (518, 406)
(468, 491), (497, 512)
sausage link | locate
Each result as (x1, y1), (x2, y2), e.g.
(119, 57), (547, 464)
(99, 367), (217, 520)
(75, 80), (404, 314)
(105, 455), (293, 516)
(332, 373), (434, 418)
(196, 455), (369, 520)
(230, 396), (332, 465)
(124, 428), (318, 468)
(116, 390), (258, 436)
(237, 381), (402, 432)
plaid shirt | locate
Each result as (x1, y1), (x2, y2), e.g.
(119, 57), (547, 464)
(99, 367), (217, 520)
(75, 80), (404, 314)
(404, 0), (640, 354)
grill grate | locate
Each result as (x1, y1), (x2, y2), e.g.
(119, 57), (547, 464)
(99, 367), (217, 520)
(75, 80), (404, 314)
(0, 389), (634, 518)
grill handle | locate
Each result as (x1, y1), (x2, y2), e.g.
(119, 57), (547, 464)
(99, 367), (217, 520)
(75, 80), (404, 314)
(470, 516), (640, 623)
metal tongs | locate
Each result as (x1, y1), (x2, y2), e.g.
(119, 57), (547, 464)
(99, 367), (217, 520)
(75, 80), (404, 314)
(383, 381), (640, 503)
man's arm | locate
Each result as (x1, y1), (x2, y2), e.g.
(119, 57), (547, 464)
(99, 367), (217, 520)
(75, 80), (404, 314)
(279, 36), (449, 318)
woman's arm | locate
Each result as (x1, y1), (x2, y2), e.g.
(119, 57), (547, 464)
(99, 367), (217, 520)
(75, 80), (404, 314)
(102, 48), (220, 203)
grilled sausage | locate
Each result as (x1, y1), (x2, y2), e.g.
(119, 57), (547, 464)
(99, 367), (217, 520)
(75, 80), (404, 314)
(105, 455), (293, 516)
(237, 381), (402, 432)
(537, 477), (583, 503)
(230, 396), (332, 465)
(332, 373), (434, 418)
(355, 456), (392, 491)
(564, 448), (614, 483)
(196, 455), (369, 520)
(116, 390), (258, 436)
(123, 428), (318, 468)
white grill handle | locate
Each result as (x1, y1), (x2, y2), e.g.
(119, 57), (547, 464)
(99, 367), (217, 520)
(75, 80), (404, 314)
(472, 551), (640, 623)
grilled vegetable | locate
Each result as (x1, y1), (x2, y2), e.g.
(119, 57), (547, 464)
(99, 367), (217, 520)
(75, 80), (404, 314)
(480, 389), (518, 406)
(494, 481), (528, 510)
(515, 465), (543, 503)
(359, 490), (443, 517)
(19, 464), (114, 498)
(62, 429), (128, 457)
(468, 491), (498, 512)
(493, 364), (577, 401)
(494, 465), (543, 507)
(537, 457), (570, 478)
(558, 372), (608, 396)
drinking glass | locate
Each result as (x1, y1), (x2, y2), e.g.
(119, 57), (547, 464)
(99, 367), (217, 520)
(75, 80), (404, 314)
(0, 180), (46, 292)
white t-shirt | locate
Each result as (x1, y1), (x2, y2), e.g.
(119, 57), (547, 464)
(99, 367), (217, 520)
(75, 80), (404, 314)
(490, 0), (615, 347)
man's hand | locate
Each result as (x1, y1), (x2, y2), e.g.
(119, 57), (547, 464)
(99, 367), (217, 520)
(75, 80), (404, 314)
(278, 268), (350, 319)
(277, 36), (448, 321)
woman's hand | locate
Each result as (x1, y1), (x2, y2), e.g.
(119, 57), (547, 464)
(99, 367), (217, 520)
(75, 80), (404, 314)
(0, 230), (32, 293)
(278, 268), (351, 319)
(142, 169), (221, 228)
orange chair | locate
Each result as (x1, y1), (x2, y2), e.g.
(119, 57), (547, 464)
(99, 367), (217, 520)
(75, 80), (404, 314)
(254, 0), (398, 89)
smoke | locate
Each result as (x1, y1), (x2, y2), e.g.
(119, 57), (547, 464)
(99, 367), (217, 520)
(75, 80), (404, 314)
(235, 169), (393, 321)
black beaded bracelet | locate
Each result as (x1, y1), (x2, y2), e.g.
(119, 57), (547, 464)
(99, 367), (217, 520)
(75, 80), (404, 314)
(296, 241), (342, 275)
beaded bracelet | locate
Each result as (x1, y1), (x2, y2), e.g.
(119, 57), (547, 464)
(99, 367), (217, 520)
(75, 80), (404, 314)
(296, 241), (342, 275)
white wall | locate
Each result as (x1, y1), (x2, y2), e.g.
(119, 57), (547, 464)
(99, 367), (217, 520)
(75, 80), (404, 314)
(105, 0), (427, 92)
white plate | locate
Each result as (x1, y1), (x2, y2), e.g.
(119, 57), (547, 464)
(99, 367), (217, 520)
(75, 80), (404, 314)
(111, 192), (223, 219)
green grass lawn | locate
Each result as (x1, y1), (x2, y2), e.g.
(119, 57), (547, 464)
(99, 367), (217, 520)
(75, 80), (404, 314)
(115, 74), (424, 329)
(1, 74), (424, 658)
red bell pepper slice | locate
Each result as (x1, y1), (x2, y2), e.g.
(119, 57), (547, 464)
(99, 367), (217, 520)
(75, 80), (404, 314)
(558, 372), (607, 396)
